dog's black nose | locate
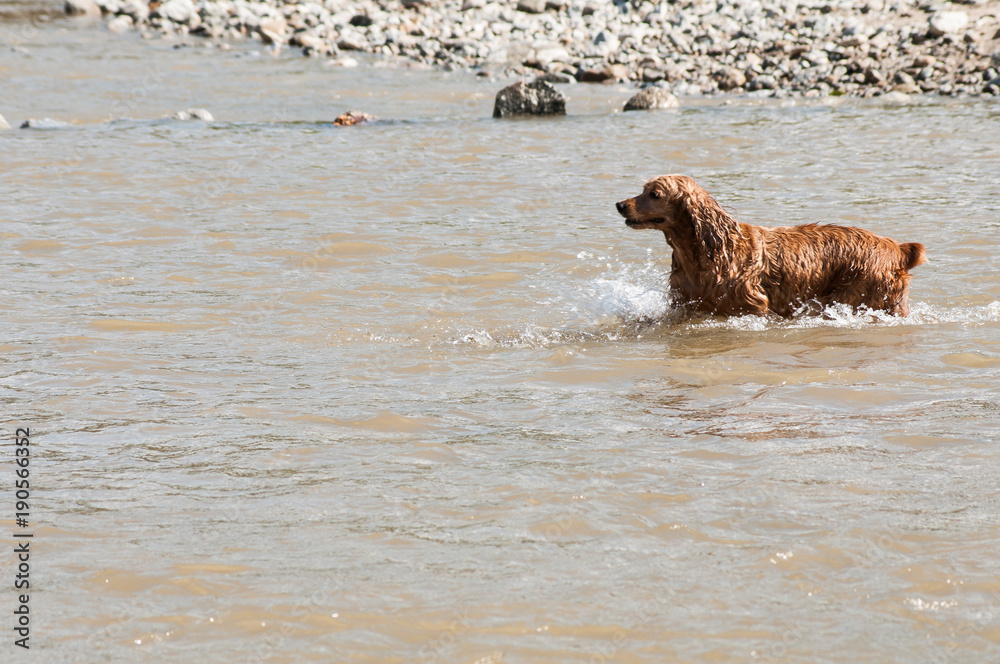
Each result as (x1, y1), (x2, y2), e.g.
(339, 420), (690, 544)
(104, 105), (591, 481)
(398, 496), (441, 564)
(615, 200), (626, 214)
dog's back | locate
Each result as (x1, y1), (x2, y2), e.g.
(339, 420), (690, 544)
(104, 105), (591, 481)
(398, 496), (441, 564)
(757, 224), (926, 316)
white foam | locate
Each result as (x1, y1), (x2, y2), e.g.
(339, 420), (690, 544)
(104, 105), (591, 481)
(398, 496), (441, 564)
(591, 278), (671, 322)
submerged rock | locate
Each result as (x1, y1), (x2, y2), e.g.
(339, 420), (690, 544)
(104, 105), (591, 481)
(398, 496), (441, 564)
(64, 0), (100, 17)
(623, 87), (679, 111)
(493, 80), (566, 118)
(333, 111), (376, 126)
(170, 108), (214, 121)
(534, 72), (575, 85)
(107, 14), (134, 33)
(20, 118), (72, 129)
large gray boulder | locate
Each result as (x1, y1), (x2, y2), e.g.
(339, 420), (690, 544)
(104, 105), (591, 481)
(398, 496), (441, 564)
(493, 80), (566, 118)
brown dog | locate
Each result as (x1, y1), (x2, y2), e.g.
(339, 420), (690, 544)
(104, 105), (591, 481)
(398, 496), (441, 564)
(616, 175), (926, 317)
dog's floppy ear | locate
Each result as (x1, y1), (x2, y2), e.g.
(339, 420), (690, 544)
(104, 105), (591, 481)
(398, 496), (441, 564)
(675, 179), (739, 266)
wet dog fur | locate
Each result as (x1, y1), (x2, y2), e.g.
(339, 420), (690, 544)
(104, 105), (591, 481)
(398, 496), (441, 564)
(616, 175), (926, 317)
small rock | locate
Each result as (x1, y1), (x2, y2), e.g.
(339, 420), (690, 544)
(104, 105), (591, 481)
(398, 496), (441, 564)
(64, 0), (100, 17)
(928, 11), (968, 37)
(592, 30), (620, 55)
(839, 35), (867, 48)
(333, 111), (376, 126)
(913, 54), (936, 68)
(20, 118), (72, 129)
(493, 80), (566, 118)
(534, 72), (574, 84)
(154, 0), (196, 24)
(642, 68), (666, 83)
(714, 67), (746, 91)
(623, 86), (679, 111)
(107, 14), (133, 33)
(326, 56), (360, 68)
(748, 74), (777, 91)
(0, 114), (10, 130)
(337, 29), (368, 52)
(170, 108), (213, 121)
(578, 64), (629, 83)
(881, 91), (912, 104)
(293, 32), (330, 56)
(120, 0), (148, 21)
(864, 67), (885, 85)
(516, 0), (547, 13)
(259, 16), (288, 44)
(533, 46), (571, 67)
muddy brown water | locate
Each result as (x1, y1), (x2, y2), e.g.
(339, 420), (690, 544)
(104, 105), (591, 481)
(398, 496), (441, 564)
(2, 12), (1000, 664)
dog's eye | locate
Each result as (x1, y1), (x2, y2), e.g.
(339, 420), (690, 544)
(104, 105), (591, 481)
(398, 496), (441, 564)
(649, 190), (662, 199)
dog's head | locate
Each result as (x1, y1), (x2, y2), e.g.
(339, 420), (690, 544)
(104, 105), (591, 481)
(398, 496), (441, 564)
(616, 175), (739, 264)
(615, 175), (694, 232)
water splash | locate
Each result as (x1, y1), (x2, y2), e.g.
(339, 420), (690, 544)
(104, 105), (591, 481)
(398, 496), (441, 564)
(441, 250), (1000, 347)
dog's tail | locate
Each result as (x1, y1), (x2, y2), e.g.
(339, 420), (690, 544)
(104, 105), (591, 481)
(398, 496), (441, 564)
(900, 242), (926, 271)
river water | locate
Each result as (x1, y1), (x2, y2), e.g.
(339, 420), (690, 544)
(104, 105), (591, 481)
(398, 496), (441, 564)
(3, 10), (1000, 664)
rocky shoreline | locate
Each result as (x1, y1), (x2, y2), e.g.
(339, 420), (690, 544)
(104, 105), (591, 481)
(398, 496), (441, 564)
(64, 0), (1000, 98)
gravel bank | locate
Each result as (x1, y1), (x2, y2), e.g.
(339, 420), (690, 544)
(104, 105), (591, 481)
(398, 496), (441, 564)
(71, 0), (1000, 97)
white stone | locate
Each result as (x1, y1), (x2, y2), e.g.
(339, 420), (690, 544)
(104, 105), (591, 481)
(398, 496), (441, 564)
(928, 11), (968, 37)
(107, 14), (134, 33)
(156, 0), (196, 24)
(533, 46), (571, 65)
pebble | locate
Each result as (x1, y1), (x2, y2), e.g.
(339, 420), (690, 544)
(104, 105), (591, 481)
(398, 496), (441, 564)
(516, 0), (546, 14)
